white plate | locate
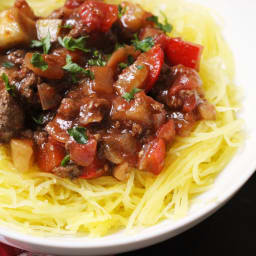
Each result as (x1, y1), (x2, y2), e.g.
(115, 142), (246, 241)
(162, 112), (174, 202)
(1, 0), (256, 255)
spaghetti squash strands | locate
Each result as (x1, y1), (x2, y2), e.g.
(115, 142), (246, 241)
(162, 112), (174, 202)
(0, 0), (243, 236)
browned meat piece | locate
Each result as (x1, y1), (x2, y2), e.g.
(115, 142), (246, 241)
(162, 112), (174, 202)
(52, 165), (83, 179)
(7, 50), (26, 65)
(33, 131), (48, 146)
(0, 85), (24, 143)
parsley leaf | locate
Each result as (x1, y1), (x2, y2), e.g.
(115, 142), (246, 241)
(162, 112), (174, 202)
(132, 35), (154, 52)
(119, 55), (135, 70)
(136, 65), (144, 70)
(119, 62), (128, 70)
(63, 55), (94, 80)
(1, 73), (15, 96)
(31, 53), (48, 71)
(147, 12), (172, 33)
(118, 4), (126, 18)
(58, 36), (90, 53)
(2, 61), (14, 69)
(122, 88), (141, 101)
(61, 24), (73, 29)
(61, 155), (70, 167)
(88, 50), (106, 66)
(32, 114), (44, 125)
(67, 126), (88, 144)
(31, 33), (51, 54)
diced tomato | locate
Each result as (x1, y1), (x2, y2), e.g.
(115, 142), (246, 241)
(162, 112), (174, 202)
(37, 137), (66, 172)
(79, 1), (118, 33)
(166, 38), (203, 71)
(156, 120), (176, 143)
(69, 139), (97, 167)
(169, 65), (202, 96)
(24, 53), (64, 80)
(139, 138), (166, 175)
(138, 45), (164, 92)
(80, 157), (106, 179)
(65, 0), (83, 9)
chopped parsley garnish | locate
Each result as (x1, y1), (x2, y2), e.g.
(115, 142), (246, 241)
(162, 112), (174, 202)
(114, 42), (125, 50)
(61, 24), (73, 29)
(147, 12), (172, 33)
(118, 4), (127, 18)
(58, 36), (90, 53)
(1, 73), (15, 96)
(122, 88), (141, 102)
(31, 33), (51, 54)
(67, 126), (88, 144)
(132, 35), (154, 52)
(63, 55), (94, 80)
(2, 61), (14, 69)
(136, 65), (144, 70)
(61, 155), (70, 167)
(32, 114), (44, 125)
(118, 55), (135, 70)
(88, 50), (106, 66)
(31, 53), (48, 71)
(119, 62), (128, 70)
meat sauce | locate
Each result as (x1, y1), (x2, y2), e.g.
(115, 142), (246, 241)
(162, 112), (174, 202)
(0, 0), (216, 180)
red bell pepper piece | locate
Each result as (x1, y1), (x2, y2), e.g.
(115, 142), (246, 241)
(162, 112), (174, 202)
(69, 139), (97, 167)
(138, 45), (164, 92)
(0, 243), (21, 256)
(79, 1), (118, 33)
(37, 137), (66, 172)
(80, 157), (106, 179)
(166, 38), (203, 71)
(139, 138), (166, 175)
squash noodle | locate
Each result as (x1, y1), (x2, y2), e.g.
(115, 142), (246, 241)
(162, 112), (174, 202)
(0, 0), (243, 236)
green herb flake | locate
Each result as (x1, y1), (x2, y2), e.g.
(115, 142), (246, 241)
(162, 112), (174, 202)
(61, 155), (70, 167)
(32, 114), (44, 125)
(147, 12), (172, 33)
(127, 55), (135, 65)
(132, 35), (155, 52)
(63, 55), (94, 80)
(136, 65), (144, 70)
(31, 33), (51, 54)
(119, 62), (128, 70)
(67, 126), (88, 144)
(118, 4), (127, 18)
(58, 36), (90, 53)
(1, 73), (15, 96)
(122, 88), (141, 102)
(2, 61), (14, 69)
(114, 42), (125, 50)
(31, 53), (48, 71)
(61, 24), (73, 29)
(88, 50), (106, 66)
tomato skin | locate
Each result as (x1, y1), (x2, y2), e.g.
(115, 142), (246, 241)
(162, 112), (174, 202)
(138, 45), (164, 92)
(156, 120), (176, 144)
(69, 139), (97, 167)
(166, 38), (203, 71)
(79, 1), (118, 33)
(37, 137), (66, 172)
(139, 138), (166, 175)
(65, 0), (83, 9)
(80, 157), (106, 179)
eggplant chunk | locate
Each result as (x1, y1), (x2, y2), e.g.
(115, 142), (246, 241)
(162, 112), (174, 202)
(0, 0), (36, 49)
(36, 19), (62, 42)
